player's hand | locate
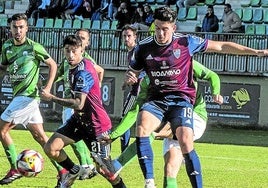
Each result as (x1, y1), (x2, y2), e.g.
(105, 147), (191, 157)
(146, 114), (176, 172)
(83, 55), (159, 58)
(213, 94), (223, 104)
(124, 70), (138, 85)
(97, 133), (112, 145)
(257, 49), (268, 56)
(40, 87), (54, 101)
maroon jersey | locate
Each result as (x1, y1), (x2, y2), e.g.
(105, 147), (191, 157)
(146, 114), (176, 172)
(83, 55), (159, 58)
(129, 33), (208, 104)
(69, 58), (112, 135)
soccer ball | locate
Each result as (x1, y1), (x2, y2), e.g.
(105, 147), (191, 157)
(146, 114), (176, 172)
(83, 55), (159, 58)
(16, 149), (44, 177)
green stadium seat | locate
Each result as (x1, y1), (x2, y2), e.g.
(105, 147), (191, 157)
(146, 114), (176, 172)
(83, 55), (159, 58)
(91, 20), (101, 29)
(245, 24), (255, 34)
(0, 1), (4, 13)
(54, 18), (63, 28)
(255, 24), (266, 35)
(155, 0), (165, 4)
(216, 23), (223, 33)
(242, 8), (253, 23)
(82, 19), (91, 29)
(63, 19), (72, 28)
(0, 17), (7, 27)
(36, 18), (44, 27)
(252, 9), (263, 23)
(101, 20), (111, 30)
(177, 7), (187, 21)
(215, 0), (225, 5)
(186, 7), (197, 20)
(28, 17), (34, 26)
(263, 9), (268, 23)
(136, 0), (145, 2)
(234, 8), (243, 19)
(250, 0), (261, 6)
(45, 18), (54, 28)
(145, 0), (155, 3)
(111, 20), (118, 30)
(261, 0), (268, 7)
(241, 0), (251, 7)
(5, 0), (14, 9)
(205, 0), (215, 5)
(73, 19), (82, 28)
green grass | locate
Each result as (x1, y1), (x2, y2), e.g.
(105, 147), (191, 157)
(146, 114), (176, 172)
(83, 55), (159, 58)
(0, 125), (268, 188)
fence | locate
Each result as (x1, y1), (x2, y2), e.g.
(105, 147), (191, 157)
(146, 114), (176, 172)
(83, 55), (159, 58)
(0, 26), (268, 75)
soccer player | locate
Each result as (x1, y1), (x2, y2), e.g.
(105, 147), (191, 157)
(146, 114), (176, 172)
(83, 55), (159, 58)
(54, 29), (103, 185)
(124, 6), (268, 188)
(116, 24), (139, 152)
(41, 35), (126, 188)
(100, 60), (223, 188)
(0, 13), (57, 185)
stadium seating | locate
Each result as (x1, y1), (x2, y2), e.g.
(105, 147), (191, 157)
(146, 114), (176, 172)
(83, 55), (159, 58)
(177, 7), (187, 21)
(252, 8), (263, 23)
(242, 8), (253, 23)
(214, 0), (225, 5)
(186, 7), (197, 20)
(82, 19), (91, 29)
(63, 19), (72, 28)
(255, 24), (266, 35)
(240, 0), (251, 7)
(91, 20), (101, 30)
(101, 20), (111, 30)
(45, 18), (54, 28)
(36, 18), (44, 28)
(245, 24), (255, 34)
(0, 17), (8, 27)
(111, 20), (118, 30)
(54, 18), (63, 28)
(234, 8), (243, 19)
(261, 0), (268, 7)
(205, 0), (216, 5)
(250, 0), (261, 6)
(263, 9), (268, 23)
(72, 19), (82, 29)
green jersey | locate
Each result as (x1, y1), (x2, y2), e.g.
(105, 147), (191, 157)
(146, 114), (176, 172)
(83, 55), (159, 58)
(110, 60), (221, 139)
(1, 38), (51, 98)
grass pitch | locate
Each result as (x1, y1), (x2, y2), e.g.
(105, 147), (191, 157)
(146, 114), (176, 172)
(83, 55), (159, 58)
(0, 124), (267, 188)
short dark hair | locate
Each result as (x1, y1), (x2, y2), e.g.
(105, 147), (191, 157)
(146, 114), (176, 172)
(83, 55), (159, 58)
(75, 28), (91, 35)
(154, 6), (177, 23)
(11, 13), (28, 22)
(207, 5), (214, 9)
(224, 3), (231, 8)
(63, 35), (82, 48)
(122, 24), (138, 34)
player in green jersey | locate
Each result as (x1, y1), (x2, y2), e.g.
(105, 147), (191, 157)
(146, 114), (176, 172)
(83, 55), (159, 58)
(54, 29), (104, 186)
(0, 13), (57, 185)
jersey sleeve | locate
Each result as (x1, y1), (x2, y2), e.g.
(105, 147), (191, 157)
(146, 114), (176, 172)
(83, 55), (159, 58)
(33, 43), (51, 62)
(187, 35), (208, 56)
(129, 45), (144, 72)
(74, 70), (94, 94)
(193, 60), (220, 95)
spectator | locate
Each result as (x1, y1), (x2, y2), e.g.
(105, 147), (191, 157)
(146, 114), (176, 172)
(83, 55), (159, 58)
(30, 0), (51, 20)
(131, 4), (146, 28)
(201, 5), (219, 38)
(114, 2), (131, 29)
(62, 0), (84, 19)
(222, 3), (242, 33)
(47, 0), (68, 18)
(107, 0), (121, 21)
(177, 0), (198, 8)
(25, 0), (42, 18)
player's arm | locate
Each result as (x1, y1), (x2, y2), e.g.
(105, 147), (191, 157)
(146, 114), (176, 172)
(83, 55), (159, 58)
(42, 57), (57, 93)
(206, 40), (268, 56)
(93, 64), (104, 86)
(54, 60), (65, 83)
(193, 60), (223, 104)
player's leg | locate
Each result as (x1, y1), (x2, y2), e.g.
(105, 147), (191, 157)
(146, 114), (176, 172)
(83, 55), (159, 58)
(136, 102), (163, 188)
(0, 96), (41, 185)
(88, 132), (126, 188)
(171, 104), (202, 188)
(63, 108), (96, 180)
(120, 129), (131, 152)
(162, 138), (183, 188)
(0, 120), (22, 185)
(70, 141), (97, 179)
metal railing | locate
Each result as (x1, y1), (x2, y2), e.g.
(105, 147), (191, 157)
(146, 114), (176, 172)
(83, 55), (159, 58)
(0, 26), (267, 75)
